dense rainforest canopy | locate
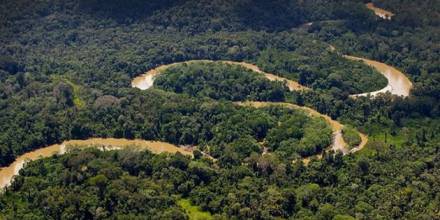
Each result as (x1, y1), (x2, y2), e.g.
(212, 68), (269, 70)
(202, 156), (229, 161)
(0, 0), (439, 219)
(154, 62), (289, 101)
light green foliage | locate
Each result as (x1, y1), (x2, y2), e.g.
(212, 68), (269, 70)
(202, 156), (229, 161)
(178, 199), (213, 220)
(51, 76), (86, 109)
(342, 125), (361, 149)
(333, 214), (355, 220)
(65, 80), (86, 109)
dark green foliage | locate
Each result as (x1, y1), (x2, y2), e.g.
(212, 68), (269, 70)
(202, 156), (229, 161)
(309, 0), (440, 117)
(266, 111), (331, 158)
(0, 86), (330, 166)
(2, 119), (440, 219)
(0, 0), (439, 219)
(155, 62), (288, 101)
(2, 149), (191, 219)
(0, 56), (23, 74)
(256, 48), (387, 94)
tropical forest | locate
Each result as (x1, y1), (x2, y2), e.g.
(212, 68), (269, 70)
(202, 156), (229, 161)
(0, 0), (439, 219)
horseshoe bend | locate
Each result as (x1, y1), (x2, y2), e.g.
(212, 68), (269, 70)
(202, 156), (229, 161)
(0, 50), (412, 193)
(132, 57), (413, 98)
(0, 0), (437, 219)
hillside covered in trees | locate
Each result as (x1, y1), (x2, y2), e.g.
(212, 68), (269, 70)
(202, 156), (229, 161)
(0, 0), (439, 219)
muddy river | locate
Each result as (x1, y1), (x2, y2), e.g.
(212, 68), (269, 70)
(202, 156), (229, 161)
(132, 60), (309, 91)
(235, 101), (367, 155)
(4, 44), (412, 188)
(0, 138), (192, 189)
(366, 3), (395, 20)
(131, 60), (385, 155)
(345, 55), (413, 98)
